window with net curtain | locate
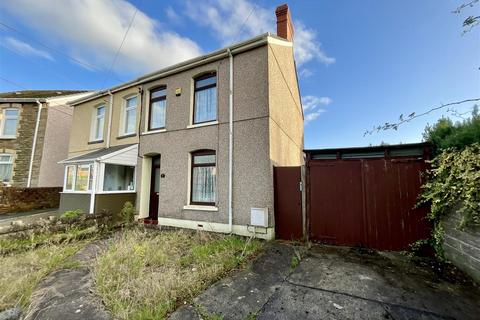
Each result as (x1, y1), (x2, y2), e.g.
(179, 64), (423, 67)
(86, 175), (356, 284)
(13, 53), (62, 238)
(191, 150), (216, 205)
(193, 73), (217, 124)
(0, 154), (13, 183)
(149, 87), (167, 130)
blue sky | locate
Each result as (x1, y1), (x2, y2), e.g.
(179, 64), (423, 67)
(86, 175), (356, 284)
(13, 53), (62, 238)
(0, 0), (478, 148)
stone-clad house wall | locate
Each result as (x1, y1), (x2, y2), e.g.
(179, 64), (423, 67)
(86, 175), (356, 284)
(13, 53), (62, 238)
(0, 102), (47, 187)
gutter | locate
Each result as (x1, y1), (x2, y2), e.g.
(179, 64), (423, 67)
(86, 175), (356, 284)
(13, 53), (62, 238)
(27, 100), (43, 187)
(227, 48), (234, 233)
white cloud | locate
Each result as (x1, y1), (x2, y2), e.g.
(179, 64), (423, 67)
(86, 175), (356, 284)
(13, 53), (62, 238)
(294, 21), (335, 66)
(302, 95), (332, 111)
(304, 110), (326, 123)
(2, 36), (54, 61)
(166, 6), (182, 24)
(302, 95), (332, 124)
(2, 0), (202, 75)
(183, 0), (334, 68)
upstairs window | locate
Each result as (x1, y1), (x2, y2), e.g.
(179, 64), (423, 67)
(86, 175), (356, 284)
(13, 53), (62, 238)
(193, 73), (217, 124)
(190, 150), (216, 205)
(0, 154), (13, 183)
(122, 96), (137, 135)
(149, 87), (167, 130)
(1, 109), (19, 138)
(91, 105), (105, 141)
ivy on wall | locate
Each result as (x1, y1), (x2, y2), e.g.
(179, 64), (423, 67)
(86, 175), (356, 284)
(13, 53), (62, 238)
(419, 143), (480, 257)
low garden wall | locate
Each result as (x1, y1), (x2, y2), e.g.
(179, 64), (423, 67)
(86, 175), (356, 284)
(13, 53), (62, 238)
(443, 209), (480, 283)
(0, 187), (61, 215)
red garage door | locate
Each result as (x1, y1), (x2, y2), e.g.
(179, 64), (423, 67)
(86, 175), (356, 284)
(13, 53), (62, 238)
(306, 144), (432, 251)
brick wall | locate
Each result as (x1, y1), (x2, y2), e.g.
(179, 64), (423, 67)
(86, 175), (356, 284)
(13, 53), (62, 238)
(0, 102), (47, 187)
(0, 186), (61, 214)
(443, 208), (480, 283)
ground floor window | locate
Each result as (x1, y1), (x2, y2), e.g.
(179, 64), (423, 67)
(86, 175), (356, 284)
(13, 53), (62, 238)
(191, 150), (216, 205)
(64, 164), (93, 192)
(0, 154), (13, 183)
(103, 164), (135, 191)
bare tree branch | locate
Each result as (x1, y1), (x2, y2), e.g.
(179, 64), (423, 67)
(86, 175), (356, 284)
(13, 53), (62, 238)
(363, 98), (480, 136)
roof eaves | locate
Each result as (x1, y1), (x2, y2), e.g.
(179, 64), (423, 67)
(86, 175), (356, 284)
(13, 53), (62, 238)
(69, 33), (272, 106)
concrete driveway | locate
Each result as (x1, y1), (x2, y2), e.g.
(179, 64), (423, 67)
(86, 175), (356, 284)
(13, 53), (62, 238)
(171, 242), (480, 320)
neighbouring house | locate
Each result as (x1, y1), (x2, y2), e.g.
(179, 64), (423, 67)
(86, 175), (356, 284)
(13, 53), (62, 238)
(0, 90), (91, 187)
(59, 4), (303, 239)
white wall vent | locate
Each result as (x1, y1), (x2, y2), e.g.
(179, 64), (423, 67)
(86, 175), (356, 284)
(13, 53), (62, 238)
(250, 207), (268, 227)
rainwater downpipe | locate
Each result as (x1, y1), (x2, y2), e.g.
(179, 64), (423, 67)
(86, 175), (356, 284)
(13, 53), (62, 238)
(227, 48), (234, 233)
(27, 100), (43, 187)
(106, 90), (114, 148)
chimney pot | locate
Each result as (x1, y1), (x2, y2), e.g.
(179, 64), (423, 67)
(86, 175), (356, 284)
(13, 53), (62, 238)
(275, 4), (294, 42)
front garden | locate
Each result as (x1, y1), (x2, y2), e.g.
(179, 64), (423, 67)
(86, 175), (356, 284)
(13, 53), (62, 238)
(0, 207), (263, 319)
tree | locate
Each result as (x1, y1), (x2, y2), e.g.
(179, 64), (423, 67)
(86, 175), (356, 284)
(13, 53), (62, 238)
(423, 106), (480, 155)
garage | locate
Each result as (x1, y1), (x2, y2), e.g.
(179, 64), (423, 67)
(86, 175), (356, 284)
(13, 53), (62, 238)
(274, 143), (432, 250)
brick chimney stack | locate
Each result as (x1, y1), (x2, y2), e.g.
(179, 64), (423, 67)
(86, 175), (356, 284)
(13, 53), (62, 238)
(275, 4), (294, 42)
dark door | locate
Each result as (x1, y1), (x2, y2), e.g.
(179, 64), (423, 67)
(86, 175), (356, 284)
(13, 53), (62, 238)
(274, 166), (303, 240)
(308, 161), (365, 246)
(149, 155), (161, 220)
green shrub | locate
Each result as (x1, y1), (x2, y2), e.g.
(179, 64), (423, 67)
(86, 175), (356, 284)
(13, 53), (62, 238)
(60, 209), (82, 219)
(419, 143), (480, 258)
(423, 106), (480, 155)
(119, 201), (135, 224)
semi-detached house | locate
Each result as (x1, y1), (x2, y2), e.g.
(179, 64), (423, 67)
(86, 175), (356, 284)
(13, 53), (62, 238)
(59, 4), (303, 239)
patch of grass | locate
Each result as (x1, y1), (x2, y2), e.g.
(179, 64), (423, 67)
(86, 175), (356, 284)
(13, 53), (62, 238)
(60, 209), (82, 219)
(94, 228), (263, 320)
(0, 225), (99, 255)
(0, 240), (90, 310)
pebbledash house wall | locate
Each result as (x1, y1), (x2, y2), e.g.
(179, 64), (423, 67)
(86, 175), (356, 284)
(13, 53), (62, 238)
(137, 45), (273, 229)
(0, 102), (48, 187)
(136, 39), (303, 238)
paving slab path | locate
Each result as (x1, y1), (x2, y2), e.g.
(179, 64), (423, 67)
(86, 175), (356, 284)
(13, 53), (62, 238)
(170, 243), (480, 320)
(23, 240), (111, 320)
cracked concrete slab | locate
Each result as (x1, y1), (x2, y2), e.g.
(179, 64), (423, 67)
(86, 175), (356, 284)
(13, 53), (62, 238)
(170, 242), (480, 320)
(23, 240), (111, 320)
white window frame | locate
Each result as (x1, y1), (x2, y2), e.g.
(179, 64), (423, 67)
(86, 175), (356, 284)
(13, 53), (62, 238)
(97, 162), (137, 194)
(90, 105), (105, 142)
(120, 95), (137, 136)
(0, 153), (14, 183)
(63, 163), (93, 193)
(0, 108), (20, 138)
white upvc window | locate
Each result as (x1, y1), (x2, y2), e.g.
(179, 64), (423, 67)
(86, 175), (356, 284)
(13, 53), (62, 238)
(0, 109), (20, 138)
(64, 164), (93, 192)
(91, 105), (105, 141)
(102, 164), (135, 192)
(0, 154), (13, 183)
(121, 96), (137, 136)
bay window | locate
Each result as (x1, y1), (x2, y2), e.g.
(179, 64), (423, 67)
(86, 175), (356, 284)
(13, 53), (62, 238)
(193, 73), (217, 124)
(1, 109), (19, 138)
(122, 96), (137, 135)
(191, 150), (216, 205)
(149, 87), (167, 130)
(64, 164), (93, 192)
(103, 164), (135, 191)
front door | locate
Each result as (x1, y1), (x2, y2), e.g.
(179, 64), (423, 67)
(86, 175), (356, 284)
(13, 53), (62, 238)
(149, 155), (161, 220)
